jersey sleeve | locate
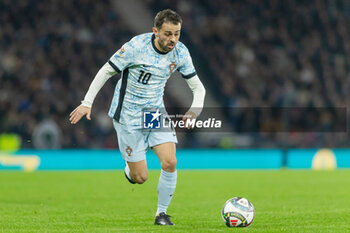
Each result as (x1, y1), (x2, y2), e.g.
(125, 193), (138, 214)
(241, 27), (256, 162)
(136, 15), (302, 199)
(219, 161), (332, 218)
(108, 40), (135, 72)
(177, 46), (197, 79)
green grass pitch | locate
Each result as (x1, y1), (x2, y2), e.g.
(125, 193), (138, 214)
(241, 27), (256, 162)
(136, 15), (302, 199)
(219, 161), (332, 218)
(0, 170), (350, 233)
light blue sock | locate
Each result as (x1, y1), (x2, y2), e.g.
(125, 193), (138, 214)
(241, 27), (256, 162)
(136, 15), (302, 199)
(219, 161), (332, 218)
(156, 169), (177, 215)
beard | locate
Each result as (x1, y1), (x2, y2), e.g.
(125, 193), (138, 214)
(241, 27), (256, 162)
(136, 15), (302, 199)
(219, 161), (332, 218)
(157, 38), (175, 52)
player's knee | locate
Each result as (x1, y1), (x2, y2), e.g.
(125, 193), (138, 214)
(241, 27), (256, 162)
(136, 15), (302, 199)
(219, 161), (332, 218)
(131, 172), (148, 184)
(161, 158), (177, 172)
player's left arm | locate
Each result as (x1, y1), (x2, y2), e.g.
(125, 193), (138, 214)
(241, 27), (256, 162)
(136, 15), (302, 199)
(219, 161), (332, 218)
(183, 75), (206, 124)
(177, 44), (206, 126)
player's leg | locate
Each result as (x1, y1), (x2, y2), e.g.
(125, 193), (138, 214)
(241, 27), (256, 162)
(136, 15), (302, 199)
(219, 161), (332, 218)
(113, 120), (148, 184)
(153, 142), (177, 225)
(126, 160), (148, 184)
(153, 142), (177, 172)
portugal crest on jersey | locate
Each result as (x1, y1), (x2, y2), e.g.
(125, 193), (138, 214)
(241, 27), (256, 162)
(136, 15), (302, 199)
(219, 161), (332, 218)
(125, 146), (132, 156)
(169, 62), (177, 73)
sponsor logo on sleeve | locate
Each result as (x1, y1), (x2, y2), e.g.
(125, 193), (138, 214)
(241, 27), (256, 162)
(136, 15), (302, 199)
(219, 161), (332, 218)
(116, 47), (126, 57)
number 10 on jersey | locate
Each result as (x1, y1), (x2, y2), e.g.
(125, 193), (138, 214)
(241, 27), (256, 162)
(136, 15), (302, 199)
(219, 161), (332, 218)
(138, 70), (152, 84)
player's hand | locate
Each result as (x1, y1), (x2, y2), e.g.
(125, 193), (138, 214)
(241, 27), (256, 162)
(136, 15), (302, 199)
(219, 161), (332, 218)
(69, 105), (91, 124)
(182, 111), (197, 129)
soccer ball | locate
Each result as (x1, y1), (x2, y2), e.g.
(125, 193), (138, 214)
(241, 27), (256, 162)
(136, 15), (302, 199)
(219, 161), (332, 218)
(221, 197), (255, 227)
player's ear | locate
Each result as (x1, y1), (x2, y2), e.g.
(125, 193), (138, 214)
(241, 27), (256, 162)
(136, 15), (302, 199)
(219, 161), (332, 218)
(152, 27), (158, 36)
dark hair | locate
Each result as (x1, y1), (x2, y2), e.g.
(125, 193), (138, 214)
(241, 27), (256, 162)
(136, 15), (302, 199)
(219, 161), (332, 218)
(154, 9), (182, 29)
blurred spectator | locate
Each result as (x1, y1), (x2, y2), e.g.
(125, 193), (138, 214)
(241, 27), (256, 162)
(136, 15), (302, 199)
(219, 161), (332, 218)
(32, 119), (62, 149)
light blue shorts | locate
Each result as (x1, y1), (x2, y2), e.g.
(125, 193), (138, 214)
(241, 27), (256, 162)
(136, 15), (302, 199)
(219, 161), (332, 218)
(113, 120), (178, 162)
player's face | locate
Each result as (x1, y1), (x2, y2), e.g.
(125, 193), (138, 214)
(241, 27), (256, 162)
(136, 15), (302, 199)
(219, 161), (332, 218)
(153, 22), (181, 53)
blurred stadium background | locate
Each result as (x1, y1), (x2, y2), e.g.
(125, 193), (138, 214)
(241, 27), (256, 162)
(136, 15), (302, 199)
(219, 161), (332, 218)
(1, 0), (350, 170)
(2, 1), (350, 232)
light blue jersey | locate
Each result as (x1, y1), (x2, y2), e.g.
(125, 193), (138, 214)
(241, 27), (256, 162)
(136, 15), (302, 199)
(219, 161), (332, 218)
(108, 33), (196, 128)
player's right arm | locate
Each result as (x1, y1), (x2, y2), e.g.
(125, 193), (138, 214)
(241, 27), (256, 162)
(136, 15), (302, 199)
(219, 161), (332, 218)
(69, 62), (117, 124)
(70, 37), (135, 124)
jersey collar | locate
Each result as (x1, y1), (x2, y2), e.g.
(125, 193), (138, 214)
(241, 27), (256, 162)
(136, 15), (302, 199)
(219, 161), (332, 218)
(151, 34), (169, 55)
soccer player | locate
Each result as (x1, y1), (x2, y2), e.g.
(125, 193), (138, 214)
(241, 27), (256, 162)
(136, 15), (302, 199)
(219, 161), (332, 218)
(69, 9), (205, 225)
